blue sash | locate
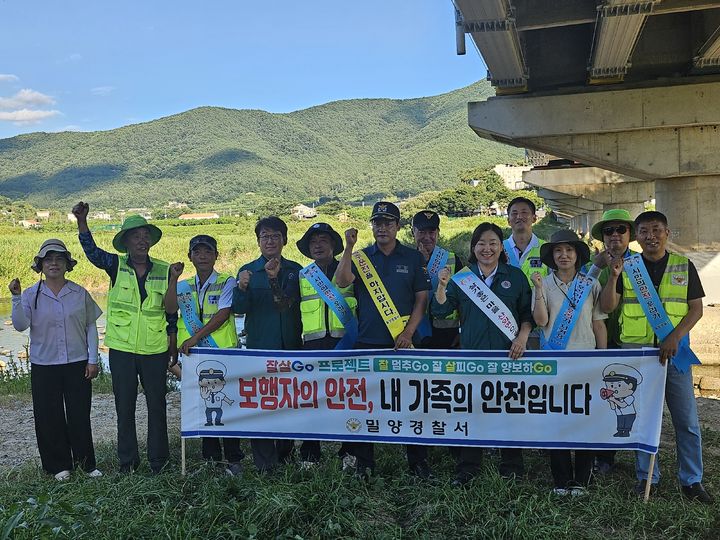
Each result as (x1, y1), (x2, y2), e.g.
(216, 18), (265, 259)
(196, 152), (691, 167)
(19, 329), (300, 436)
(416, 246), (450, 341)
(300, 263), (359, 350)
(623, 254), (700, 373)
(503, 239), (521, 268)
(541, 265), (600, 350)
(427, 246), (450, 290)
(177, 279), (218, 348)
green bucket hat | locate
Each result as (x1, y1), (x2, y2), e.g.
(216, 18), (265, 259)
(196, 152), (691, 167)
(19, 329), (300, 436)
(112, 215), (162, 253)
(591, 209), (635, 241)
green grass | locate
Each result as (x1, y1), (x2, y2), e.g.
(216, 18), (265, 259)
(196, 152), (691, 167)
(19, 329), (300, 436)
(0, 213), (566, 300)
(1, 436), (718, 539)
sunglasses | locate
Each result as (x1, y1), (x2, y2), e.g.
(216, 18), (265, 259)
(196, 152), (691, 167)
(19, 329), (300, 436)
(602, 225), (628, 236)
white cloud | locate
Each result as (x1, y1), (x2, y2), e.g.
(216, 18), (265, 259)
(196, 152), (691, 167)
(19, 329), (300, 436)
(0, 108), (60, 124)
(0, 89), (56, 110)
(0, 74), (19, 83)
(91, 86), (115, 96)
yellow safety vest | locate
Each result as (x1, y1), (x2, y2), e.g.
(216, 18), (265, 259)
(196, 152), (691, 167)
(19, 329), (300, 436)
(620, 252), (689, 344)
(299, 273), (357, 342)
(518, 240), (549, 286)
(105, 256), (170, 355)
(176, 273), (238, 348)
(432, 250), (460, 329)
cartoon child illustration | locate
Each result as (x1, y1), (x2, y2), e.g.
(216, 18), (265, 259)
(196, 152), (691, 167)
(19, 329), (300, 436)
(197, 360), (234, 426)
(600, 363), (643, 437)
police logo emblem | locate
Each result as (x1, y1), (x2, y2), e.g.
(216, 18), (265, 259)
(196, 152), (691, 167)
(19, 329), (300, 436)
(346, 418), (361, 433)
(424, 212), (434, 219)
(672, 274), (687, 286)
(378, 203), (387, 213)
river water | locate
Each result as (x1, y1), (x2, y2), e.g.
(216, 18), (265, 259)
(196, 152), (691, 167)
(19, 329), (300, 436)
(0, 295), (245, 373)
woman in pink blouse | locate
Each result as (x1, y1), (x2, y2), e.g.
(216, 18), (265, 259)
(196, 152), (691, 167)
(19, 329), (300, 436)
(9, 239), (102, 480)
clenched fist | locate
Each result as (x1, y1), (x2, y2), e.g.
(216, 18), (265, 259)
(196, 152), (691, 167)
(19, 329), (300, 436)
(8, 278), (21, 296)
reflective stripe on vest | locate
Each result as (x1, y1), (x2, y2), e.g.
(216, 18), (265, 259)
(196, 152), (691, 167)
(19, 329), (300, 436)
(620, 253), (690, 344)
(104, 256), (170, 354)
(300, 275), (357, 341)
(177, 273), (238, 348)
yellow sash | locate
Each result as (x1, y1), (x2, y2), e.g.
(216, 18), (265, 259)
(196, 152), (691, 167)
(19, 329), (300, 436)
(351, 250), (409, 340)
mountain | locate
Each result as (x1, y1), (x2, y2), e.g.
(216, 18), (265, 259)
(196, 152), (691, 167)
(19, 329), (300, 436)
(0, 81), (521, 209)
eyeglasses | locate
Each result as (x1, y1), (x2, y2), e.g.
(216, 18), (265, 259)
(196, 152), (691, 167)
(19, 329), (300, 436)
(259, 233), (282, 242)
(602, 225), (628, 236)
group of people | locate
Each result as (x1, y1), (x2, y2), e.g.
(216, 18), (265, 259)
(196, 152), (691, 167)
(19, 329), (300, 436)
(8, 197), (712, 503)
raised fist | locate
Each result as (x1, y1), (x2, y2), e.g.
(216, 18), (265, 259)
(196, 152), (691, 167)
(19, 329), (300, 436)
(169, 262), (185, 280)
(264, 257), (281, 279)
(531, 272), (543, 288)
(437, 267), (451, 288)
(344, 228), (358, 249)
(237, 269), (252, 291)
(8, 278), (21, 296)
(72, 201), (90, 221)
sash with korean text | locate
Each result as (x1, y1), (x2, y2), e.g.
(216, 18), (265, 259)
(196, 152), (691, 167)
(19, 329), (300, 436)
(351, 250), (408, 340)
(623, 254), (700, 373)
(300, 262), (359, 350)
(452, 267), (518, 341)
(177, 279), (218, 348)
(542, 265), (601, 350)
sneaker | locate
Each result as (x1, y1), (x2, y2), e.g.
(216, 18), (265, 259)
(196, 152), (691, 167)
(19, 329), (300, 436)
(87, 469), (103, 478)
(299, 460), (318, 471)
(225, 462), (242, 477)
(409, 460), (434, 480)
(570, 486), (588, 497)
(552, 487), (570, 496)
(681, 483), (714, 504)
(54, 470), (71, 481)
(341, 454), (357, 473)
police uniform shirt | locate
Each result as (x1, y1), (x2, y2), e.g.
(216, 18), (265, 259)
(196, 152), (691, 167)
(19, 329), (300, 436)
(351, 242), (431, 345)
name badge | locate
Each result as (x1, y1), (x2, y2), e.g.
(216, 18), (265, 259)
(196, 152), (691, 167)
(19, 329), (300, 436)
(395, 265), (409, 274)
(529, 258), (543, 268)
(208, 294), (220, 305)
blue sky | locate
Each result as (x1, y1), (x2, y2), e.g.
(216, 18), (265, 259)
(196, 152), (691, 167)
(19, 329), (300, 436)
(0, 0), (486, 140)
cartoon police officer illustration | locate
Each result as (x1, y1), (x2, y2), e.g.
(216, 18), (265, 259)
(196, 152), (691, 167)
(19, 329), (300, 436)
(600, 363), (643, 437)
(197, 360), (234, 426)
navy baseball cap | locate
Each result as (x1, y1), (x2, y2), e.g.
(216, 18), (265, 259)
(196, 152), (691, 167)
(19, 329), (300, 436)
(189, 234), (218, 251)
(412, 210), (440, 230)
(370, 201), (400, 222)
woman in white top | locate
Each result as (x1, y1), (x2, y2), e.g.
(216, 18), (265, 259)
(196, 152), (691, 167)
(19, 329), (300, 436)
(9, 239), (102, 480)
(531, 229), (607, 496)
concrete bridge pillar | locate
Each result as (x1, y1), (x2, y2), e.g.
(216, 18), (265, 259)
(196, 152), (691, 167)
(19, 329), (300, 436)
(470, 82), (720, 302)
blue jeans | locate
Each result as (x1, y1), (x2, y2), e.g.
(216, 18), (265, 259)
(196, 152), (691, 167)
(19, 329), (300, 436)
(636, 363), (703, 486)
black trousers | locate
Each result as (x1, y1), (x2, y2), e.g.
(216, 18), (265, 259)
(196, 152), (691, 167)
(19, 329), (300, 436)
(31, 361), (96, 475)
(109, 349), (169, 470)
(250, 439), (294, 471)
(549, 450), (594, 488)
(341, 341), (429, 473)
(202, 437), (244, 463)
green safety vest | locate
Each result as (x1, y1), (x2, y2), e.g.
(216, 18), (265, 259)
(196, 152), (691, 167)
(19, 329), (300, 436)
(177, 273), (238, 348)
(620, 252), (689, 344)
(432, 250), (460, 329)
(105, 256), (170, 355)
(518, 240), (549, 287)
(299, 272), (357, 342)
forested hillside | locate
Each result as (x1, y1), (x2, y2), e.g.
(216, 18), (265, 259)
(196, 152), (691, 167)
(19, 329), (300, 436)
(0, 81), (521, 209)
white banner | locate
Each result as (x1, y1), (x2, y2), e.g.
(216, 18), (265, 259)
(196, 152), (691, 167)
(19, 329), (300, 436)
(181, 348), (667, 454)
